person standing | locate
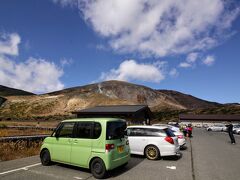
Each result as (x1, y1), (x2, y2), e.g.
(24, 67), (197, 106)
(227, 122), (236, 144)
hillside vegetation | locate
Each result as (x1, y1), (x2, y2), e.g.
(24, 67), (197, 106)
(0, 85), (35, 96)
(0, 80), (238, 121)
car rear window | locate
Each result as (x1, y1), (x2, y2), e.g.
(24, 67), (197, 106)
(106, 121), (127, 140)
(164, 128), (175, 137)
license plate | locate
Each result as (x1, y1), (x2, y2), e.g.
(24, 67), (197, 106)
(117, 145), (124, 153)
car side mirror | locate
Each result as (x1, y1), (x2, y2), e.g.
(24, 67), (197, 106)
(54, 131), (60, 138)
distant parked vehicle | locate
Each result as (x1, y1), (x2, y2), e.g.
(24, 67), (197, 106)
(207, 124), (227, 132)
(126, 126), (180, 160)
(152, 124), (186, 147)
(168, 122), (178, 126)
(233, 124), (240, 132)
(195, 124), (202, 128)
(235, 128), (240, 135)
(203, 124), (209, 128)
(233, 124), (240, 134)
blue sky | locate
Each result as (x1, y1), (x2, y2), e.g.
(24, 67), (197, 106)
(0, 0), (239, 103)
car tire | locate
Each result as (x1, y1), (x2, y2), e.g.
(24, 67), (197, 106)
(90, 158), (107, 179)
(208, 129), (212, 131)
(40, 149), (51, 166)
(120, 162), (128, 168)
(145, 145), (160, 160)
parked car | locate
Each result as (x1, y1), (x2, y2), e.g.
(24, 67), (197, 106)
(40, 118), (130, 179)
(233, 124), (240, 133)
(235, 128), (240, 135)
(207, 124), (227, 132)
(126, 126), (180, 160)
(152, 124), (186, 147)
(203, 124), (209, 128)
(195, 124), (202, 128)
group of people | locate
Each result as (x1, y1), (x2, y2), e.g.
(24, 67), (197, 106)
(180, 124), (193, 137)
(169, 123), (193, 138)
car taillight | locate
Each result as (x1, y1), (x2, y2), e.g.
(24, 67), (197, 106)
(105, 144), (115, 152)
(165, 136), (174, 144)
(177, 135), (184, 139)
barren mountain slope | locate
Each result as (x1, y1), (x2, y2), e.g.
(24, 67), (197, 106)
(0, 81), (221, 120)
(159, 90), (220, 109)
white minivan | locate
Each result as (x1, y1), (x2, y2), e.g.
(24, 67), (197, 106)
(126, 126), (180, 160)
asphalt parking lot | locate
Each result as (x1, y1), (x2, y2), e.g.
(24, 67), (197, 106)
(0, 129), (240, 180)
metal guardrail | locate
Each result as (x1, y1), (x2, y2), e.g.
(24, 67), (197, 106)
(0, 135), (49, 142)
(0, 126), (55, 131)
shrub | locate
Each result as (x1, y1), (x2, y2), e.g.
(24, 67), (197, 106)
(0, 140), (42, 161)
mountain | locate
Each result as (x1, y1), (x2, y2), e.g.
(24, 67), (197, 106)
(158, 90), (220, 109)
(0, 81), (222, 120)
(0, 85), (35, 96)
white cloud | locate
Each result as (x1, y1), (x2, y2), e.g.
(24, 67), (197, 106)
(52, 0), (80, 7)
(186, 52), (198, 63)
(0, 56), (64, 93)
(179, 52), (199, 68)
(179, 62), (192, 68)
(203, 55), (215, 66)
(0, 33), (64, 93)
(0, 33), (21, 56)
(77, 0), (239, 57)
(96, 44), (108, 51)
(60, 57), (73, 67)
(100, 59), (165, 83)
(169, 68), (179, 77)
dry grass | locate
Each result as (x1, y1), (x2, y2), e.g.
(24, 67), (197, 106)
(0, 140), (42, 161)
(0, 128), (53, 137)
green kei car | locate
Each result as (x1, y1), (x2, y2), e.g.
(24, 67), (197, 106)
(40, 118), (130, 179)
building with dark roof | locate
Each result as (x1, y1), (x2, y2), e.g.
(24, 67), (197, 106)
(179, 114), (240, 122)
(72, 105), (153, 125)
(179, 114), (240, 126)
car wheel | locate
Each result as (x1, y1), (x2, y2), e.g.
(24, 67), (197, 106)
(121, 162), (128, 168)
(90, 158), (107, 179)
(145, 145), (160, 160)
(40, 149), (51, 166)
(208, 128), (212, 131)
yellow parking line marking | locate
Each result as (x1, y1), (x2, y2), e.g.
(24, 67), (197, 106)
(0, 163), (41, 175)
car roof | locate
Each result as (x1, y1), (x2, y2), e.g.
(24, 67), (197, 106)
(62, 118), (125, 122)
(153, 124), (179, 128)
(152, 124), (168, 126)
(127, 125), (168, 129)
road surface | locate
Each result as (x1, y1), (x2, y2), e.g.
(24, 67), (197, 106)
(0, 129), (239, 180)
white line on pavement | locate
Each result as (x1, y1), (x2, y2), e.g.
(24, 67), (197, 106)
(74, 177), (83, 179)
(166, 166), (177, 170)
(0, 163), (41, 175)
